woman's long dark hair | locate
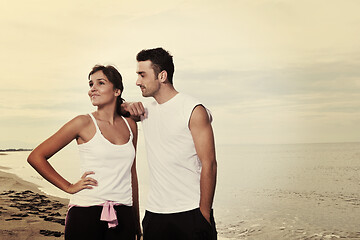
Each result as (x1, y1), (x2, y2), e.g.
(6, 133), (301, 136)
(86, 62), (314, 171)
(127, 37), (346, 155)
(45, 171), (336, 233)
(88, 65), (127, 117)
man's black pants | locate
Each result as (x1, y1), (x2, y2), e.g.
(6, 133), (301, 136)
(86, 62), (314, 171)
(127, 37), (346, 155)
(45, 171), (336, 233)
(142, 208), (217, 240)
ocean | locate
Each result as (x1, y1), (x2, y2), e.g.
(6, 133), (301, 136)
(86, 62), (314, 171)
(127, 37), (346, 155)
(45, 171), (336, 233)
(1, 142), (360, 239)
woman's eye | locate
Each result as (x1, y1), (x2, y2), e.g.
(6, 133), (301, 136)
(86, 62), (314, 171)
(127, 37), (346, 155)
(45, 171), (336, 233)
(89, 83), (93, 87)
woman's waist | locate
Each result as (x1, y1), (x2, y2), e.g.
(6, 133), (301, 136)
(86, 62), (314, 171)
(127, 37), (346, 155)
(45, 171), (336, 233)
(70, 191), (132, 206)
(77, 168), (132, 182)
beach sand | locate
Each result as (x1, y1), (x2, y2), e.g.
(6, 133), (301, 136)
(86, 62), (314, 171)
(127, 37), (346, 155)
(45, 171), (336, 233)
(0, 169), (68, 239)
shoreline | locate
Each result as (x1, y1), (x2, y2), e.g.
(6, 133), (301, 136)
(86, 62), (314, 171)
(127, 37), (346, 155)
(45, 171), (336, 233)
(0, 170), (231, 240)
(0, 170), (68, 239)
(4, 143), (360, 239)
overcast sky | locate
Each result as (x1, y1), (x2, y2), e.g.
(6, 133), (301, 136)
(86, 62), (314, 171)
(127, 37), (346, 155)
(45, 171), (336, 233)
(1, 0), (360, 148)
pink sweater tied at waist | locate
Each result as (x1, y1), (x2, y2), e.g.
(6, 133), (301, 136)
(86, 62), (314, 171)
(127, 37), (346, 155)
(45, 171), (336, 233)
(67, 201), (122, 228)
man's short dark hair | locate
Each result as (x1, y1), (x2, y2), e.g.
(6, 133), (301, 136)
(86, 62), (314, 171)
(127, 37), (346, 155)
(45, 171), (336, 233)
(136, 47), (175, 84)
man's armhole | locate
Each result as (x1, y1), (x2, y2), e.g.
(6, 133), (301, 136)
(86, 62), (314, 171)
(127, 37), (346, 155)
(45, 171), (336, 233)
(188, 104), (213, 129)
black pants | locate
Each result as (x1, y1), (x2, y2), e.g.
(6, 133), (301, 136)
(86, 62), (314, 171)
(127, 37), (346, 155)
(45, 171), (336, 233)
(142, 208), (217, 240)
(65, 205), (136, 240)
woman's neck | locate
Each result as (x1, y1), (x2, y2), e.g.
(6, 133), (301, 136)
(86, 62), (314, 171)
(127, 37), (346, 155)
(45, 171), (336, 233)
(94, 105), (118, 125)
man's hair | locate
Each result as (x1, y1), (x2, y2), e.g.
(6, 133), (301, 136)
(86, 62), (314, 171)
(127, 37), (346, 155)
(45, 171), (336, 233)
(136, 47), (175, 84)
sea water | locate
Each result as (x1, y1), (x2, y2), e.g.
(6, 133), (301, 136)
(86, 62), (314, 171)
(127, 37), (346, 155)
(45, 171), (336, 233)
(1, 142), (360, 239)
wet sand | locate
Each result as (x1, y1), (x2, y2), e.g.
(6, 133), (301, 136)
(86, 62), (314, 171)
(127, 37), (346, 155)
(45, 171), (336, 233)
(0, 170), (68, 239)
(214, 143), (360, 239)
(216, 188), (360, 239)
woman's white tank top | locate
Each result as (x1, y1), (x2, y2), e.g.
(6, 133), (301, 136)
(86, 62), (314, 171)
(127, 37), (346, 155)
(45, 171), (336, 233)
(69, 113), (135, 206)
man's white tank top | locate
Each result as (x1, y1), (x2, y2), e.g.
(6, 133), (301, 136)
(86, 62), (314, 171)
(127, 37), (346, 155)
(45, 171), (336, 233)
(141, 93), (212, 213)
(69, 113), (135, 206)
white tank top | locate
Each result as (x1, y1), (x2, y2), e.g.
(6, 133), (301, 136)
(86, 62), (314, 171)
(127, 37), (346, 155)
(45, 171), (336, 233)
(69, 113), (135, 206)
(141, 93), (212, 213)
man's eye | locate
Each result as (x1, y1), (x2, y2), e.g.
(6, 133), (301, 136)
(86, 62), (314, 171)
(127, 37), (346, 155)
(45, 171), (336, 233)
(89, 83), (93, 87)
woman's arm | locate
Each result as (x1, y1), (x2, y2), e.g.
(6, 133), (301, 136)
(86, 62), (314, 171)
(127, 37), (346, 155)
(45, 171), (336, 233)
(127, 118), (142, 239)
(27, 115), (97, 194)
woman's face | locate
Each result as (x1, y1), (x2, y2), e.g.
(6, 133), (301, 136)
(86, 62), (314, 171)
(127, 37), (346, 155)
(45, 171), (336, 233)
(88, 70), (119, 107)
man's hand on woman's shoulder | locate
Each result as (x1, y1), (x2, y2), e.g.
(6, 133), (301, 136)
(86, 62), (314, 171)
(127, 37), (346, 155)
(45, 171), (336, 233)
(121, 102), (146, 121)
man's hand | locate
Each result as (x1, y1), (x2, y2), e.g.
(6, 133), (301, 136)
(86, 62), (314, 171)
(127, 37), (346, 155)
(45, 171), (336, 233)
(121, 102), (146, 121)
(200, 207), (211, 224)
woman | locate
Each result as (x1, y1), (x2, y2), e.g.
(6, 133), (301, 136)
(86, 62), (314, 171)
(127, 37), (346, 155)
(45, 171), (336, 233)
(27, 65), (141, 240)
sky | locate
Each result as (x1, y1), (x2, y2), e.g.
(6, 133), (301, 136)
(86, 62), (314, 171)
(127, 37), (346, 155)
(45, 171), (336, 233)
(1, 0), (360, 148)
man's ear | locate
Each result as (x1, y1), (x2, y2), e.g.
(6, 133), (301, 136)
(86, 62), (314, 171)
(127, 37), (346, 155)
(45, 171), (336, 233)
(159, 70), (168, 83)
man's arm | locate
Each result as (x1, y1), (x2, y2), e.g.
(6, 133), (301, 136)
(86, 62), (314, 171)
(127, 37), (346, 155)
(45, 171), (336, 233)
(189, 105), (217, 224)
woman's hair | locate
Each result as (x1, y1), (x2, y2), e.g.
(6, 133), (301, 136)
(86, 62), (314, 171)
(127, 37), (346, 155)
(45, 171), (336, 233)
(88, 65), (126, 116)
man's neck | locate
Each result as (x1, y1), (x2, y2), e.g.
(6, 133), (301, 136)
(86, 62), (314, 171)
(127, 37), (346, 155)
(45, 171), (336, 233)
(153, 87), (178, 104)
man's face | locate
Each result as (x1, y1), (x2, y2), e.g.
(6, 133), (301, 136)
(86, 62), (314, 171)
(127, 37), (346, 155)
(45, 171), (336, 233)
(136, 60), (160, 98)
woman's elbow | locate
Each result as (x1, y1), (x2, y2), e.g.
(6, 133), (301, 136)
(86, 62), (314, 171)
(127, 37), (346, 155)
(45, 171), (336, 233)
(27, 150), (40, 166)
(27, 152), (35, 165)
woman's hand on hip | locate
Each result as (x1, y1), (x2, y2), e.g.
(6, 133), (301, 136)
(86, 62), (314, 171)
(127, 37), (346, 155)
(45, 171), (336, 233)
(65, 171), (97, 194)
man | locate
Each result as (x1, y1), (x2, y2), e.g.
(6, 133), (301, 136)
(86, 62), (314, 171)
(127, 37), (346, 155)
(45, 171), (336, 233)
(125, 47), (217, 240)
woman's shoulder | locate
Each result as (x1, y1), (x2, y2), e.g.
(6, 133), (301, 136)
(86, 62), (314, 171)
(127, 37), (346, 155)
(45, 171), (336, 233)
(124, 116), (137, 132)
(124, 116), (136, 126)
(68, 114), (92, 128)
(74, 114), (91, 122)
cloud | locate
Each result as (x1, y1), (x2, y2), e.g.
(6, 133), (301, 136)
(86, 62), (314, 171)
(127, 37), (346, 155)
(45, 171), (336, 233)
(176, 54), (360, 144)
(1, 0), (360, 147)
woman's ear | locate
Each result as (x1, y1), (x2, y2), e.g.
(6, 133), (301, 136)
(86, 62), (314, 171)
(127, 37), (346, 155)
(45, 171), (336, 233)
(115, 89), (121, 96)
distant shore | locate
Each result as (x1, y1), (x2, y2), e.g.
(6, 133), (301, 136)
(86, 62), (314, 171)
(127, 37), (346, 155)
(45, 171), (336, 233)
(0, 148), (33, 152)
(0, 170), (68, 239)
